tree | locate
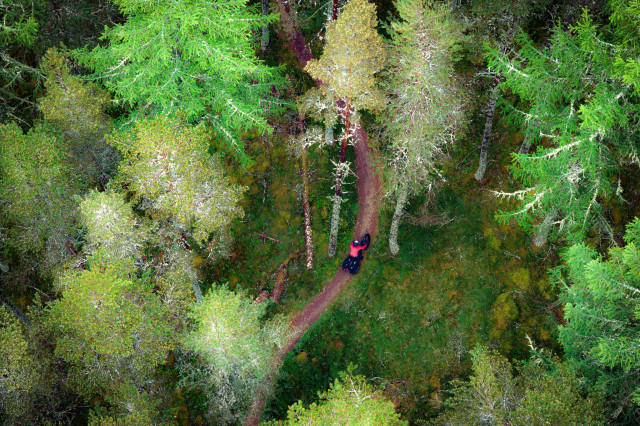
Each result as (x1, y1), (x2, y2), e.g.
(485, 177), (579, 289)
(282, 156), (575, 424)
(107, 115), (246, 245)
(79, 190), (148, 265)
(46, 261), (175, 406)
(381, 0), (466, 255)
(73, 0), (284, 164)
(460, 0), (552, 181)
(180, 285), (289, 423)
(434, 345), (604, 425)
(301, 0), (387, 257)
(0, 121), (79, 276)
(271, 369), (406, 425)
(487, 11), (640, 246)
(556, 217), (640, 422)
(0, 305), (49, 421)
(39, 47), (120, 190)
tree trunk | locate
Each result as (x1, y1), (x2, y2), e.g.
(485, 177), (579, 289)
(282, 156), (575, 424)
(518, 119), (539, 154)
(300, 151), (314, 269)
(192, 281), (203, 303)
(327, 194), (343, 258)
(325, 124), (334, 145)
(389, 182), (409, 255)
(533, 209), (557, 247)
(518, 131), (533, 154)
(474, 76), (500, 181)
(260, 0), (269, 52)
(0, 289), (31, 327)
(327, 101), (352, 258)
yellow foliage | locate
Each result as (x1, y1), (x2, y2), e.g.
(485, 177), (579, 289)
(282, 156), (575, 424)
(508, 268), (530, 291)
(488, 235), (502, 251)
(192, 256), (204, 268)
(490, 293), (519, 331)
(295, 351), (309, 363)
(303, 0), (388, 112)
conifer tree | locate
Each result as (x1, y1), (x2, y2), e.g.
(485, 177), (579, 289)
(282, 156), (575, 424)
(273, 370), (406, 425)
(0, 121), (79, 275)
(73, 0), (284, 164)
(382, 0), (466, 255)
(0, 306), (50, 421)
(487, 12), (639, 245)
(302, 0), (387, 257)
(39, 48), (120, 189)
(46, 261), (175, 406)
(107, 115), (246, 245)
(180, 285), (289, 423)
(434, 346), (604, 425)
(557, 217), (640, 421)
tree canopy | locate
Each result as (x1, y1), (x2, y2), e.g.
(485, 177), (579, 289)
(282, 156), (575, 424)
(73, 0), (284, 164)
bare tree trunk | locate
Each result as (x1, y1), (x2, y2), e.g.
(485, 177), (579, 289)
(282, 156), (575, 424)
(389, 182), (409, 255)
(475, 76), (500, 181)
(518, 131), (533, 154)
(0, 289), (31, 326)
(192, 281), (203, 303)
(261, 0), (269, 52)
(300, 151), (314, 269)
(518, 119), (539, 154)
(327, 101), (353, 258)
(327, 194), (343, 258)
(325, 124), (334, 145)
(533, 209), (557, 247)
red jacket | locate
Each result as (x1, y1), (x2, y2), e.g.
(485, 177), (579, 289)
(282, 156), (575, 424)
(349, 242), (361, 257)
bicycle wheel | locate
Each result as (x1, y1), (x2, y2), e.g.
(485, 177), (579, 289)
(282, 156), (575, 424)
(349, 259), (360, 274)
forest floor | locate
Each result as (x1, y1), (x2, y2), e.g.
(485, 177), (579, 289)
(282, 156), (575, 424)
(244, 124), (382, 425)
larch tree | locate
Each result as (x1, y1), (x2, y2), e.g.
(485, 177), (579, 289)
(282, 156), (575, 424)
(0, 304), (52, 423)
(271, 370), (406, 425)
(0, 121), (79, 276)
(107, 115), (246, 246)
(73, 0), (284, 164)
(382, 0), (466, 255)
(301, 0), (387, 257)
(180, 285), (289, 423)
(79, 190), (148, 266)
(487, 12), (640, 246)
(45, 262), (175, 410)
(556, 217), (640, 422)
(434, 345), (604, 425)
(39, 48), (120, 190)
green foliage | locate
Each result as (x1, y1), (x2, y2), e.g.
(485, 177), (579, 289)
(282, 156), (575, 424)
(107, 115), (246, 244)
(73, 0), (284, 163)
(557, 217), (640, 420)
(0, 0), (41, 47)
(80, 190), (147, 264)
(40, 48), (112, 142)
(434, 346), (604, 425)
(487, 11), (640, 243)
(181, 285), (288, 422)
(303, 0), (388, 116)
(47, 263), (175, 401)
(0, 306), (50, 420)
(0, 121), (79, 273)
(272, 369), (406, 425)
(382, 0), (466, 194)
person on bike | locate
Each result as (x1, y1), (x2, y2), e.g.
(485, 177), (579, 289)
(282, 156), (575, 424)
(349, 240), (364, 260)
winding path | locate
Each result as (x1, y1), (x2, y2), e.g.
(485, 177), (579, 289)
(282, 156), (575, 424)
(244, 122), (382, 426)
(243, 3), (383, 423)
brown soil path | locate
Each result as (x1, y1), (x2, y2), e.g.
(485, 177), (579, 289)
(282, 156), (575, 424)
(244, 125), (382, 425)
(243, 3), (383, 423)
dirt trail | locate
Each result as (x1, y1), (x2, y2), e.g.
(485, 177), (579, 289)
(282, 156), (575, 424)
(244, 125), (382, 425)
